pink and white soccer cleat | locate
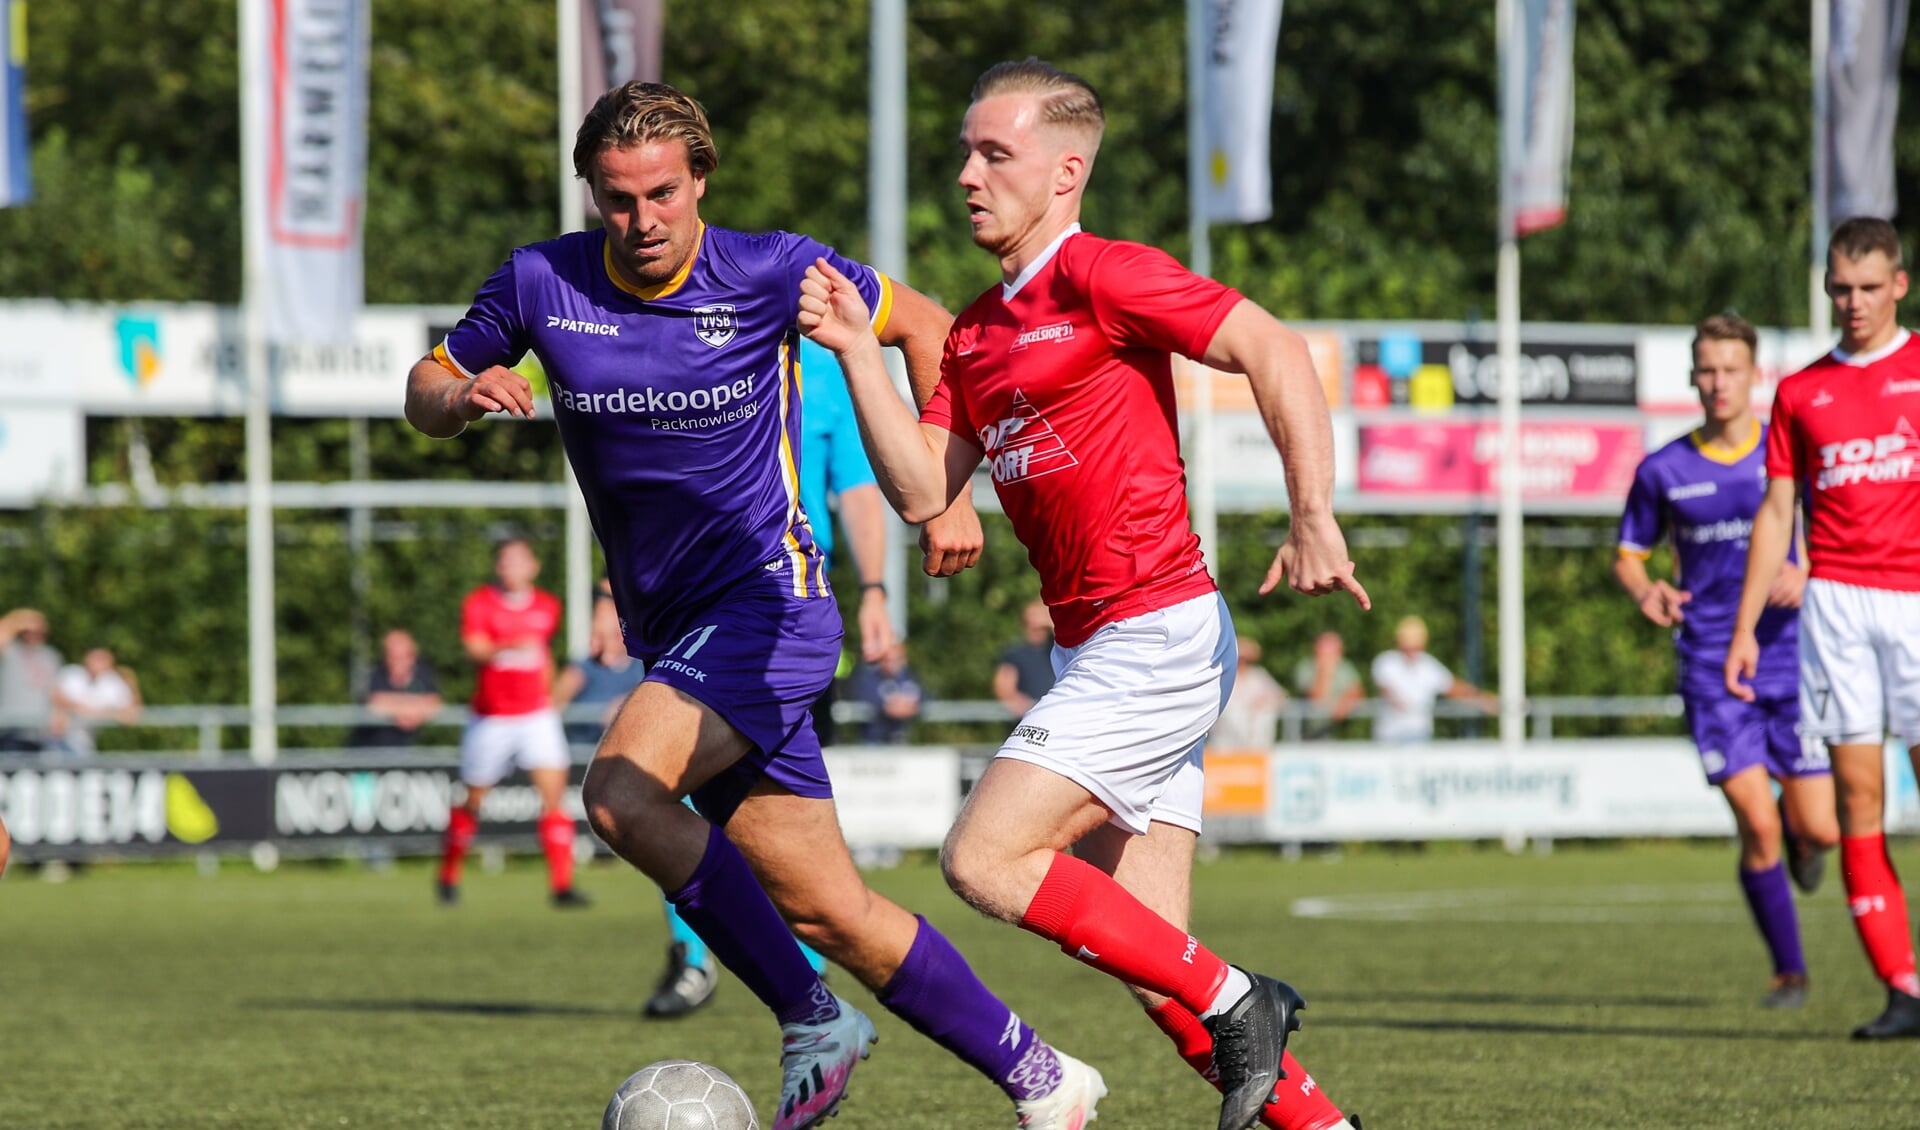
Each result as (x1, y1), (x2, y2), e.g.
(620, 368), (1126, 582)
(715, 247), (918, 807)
(774, 997), (877, 1130)
(1015, 1050), (1107, 1129)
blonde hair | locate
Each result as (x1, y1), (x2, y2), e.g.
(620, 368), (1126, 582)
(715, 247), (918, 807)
(971, 58), (1105, 152)
(1691, 313), (1757, 365)
(573, 81), (718, 181)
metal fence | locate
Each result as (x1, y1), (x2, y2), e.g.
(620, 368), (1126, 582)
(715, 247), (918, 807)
(0, 694), (1686, 760)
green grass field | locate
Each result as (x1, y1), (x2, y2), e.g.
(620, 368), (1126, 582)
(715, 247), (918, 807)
(5, 840), (1919, 1128)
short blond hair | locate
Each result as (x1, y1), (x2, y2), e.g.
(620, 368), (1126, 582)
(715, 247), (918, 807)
(573, 81), (718, 181)
(971, 58), (1105, 152)
(1691, 313), (1757, 366)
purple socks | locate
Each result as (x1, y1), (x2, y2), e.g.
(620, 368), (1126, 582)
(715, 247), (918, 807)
(878, 915), (1062, 1102)
(1739, 861), (1806, 977)
(666, 823), (837, 1027)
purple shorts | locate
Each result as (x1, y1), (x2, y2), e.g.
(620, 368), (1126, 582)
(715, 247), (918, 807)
(641, 567), (841, 826)
(1679, 663), (1827, 786)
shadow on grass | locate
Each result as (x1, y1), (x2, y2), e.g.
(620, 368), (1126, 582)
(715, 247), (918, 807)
(1313, 989), (1712, 1010)
(247, 997), (634, 1019)
(1317, 1015), (1827, 1043)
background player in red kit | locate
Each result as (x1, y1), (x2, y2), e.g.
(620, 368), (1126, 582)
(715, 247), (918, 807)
(803, 58), (1367, 1130)
(437, 536), (585, 908)
(1729, 216), (1920, 1038)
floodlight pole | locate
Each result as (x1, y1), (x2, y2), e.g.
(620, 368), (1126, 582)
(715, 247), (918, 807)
(1810, 0), (1832, 342)
(240, 0), (278, 763)
(558, 0), (593, 659)
(1495, 0), (1526, 750)
(1185, 0), (1218, 575)
(870, 0), (910, 639)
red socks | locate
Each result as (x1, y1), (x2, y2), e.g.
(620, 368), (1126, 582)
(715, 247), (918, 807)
(539, 810), (577, 894)
(1019, 852), (1230, 1014)
(438, 806), (478, 886)
(1841, 833), (1920, 997)
(1147, 999), (1346, 1130)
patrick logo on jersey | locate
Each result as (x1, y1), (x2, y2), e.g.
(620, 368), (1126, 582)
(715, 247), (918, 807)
(978, 391), (1080, 485)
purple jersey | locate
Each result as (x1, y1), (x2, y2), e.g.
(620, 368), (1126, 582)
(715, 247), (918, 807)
(437, 225), (892, 655)
(1617, 425), (1798, 680)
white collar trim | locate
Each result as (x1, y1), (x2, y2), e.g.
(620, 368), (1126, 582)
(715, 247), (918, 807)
(1832, 327), (1912, 367)
(1002, 224), (1082, 301)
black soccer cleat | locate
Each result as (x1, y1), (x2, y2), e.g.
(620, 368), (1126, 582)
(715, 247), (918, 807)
(551, 887), (593, 909)
(435, 880), (459, 906)
(1203, 970), (1307, 1130)
(1852, 987), (1920, 1039)
(1786, 842), (1828, 895)
(644, 942), (719, 1019)
(1348, 1116), (1363, 1130)
(1759, 974), (1808, 1010)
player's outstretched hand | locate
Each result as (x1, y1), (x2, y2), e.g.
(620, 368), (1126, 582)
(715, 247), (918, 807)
(920, 493), (984, 577)
(1767, 562), (1807, 609)
(1635, 580), (1691, 626)
(1724, 631), (1760, 703)
(1265, 511), (1371, 609)
(799, 258), (877, 358)
(455, 365), (537, 421)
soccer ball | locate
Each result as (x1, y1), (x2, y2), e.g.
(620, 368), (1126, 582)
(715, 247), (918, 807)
(601, 1059), (760, 1130)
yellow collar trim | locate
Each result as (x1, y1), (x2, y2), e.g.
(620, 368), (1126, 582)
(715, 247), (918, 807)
(603, 223), (704, 301)
(1691, 419), (1760, 465)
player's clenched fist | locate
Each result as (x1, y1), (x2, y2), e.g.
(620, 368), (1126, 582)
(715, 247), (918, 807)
(455, 365), (537, 421)
(799, 259), (877, 358)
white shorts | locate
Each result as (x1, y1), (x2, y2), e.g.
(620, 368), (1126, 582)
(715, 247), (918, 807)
(1799, 578), (1920, 747)
(459, 709), (571, 787)
(997, 592), (1235, 835)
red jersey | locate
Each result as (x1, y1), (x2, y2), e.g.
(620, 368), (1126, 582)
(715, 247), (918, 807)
(461, 584), (562, 716)
(922, 229), (1242, 646)
(1766, 329), (1920, 591)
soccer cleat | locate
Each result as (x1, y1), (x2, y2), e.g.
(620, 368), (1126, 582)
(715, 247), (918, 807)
(1014, 1050), (1107, 1129)
(551, 887), (593, 909)
(775, 996), (876, 1130)
(1851, 987), (1920, 1039)
(643, 942), (719, 1019)
(1203, 970), (1307, 1130)
(1787, 840), (1829, 895)
(1760, 973), (1808, 1010)
(435, 880), (459, 906)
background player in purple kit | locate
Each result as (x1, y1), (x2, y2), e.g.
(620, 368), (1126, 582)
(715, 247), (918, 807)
(1614, 314), (1839, 1007)
(403, 82), (1097, 1130)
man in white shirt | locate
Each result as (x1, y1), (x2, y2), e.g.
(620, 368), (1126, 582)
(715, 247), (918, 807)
(1370, 616), (1494, 742)
(54, 647), (142, 755)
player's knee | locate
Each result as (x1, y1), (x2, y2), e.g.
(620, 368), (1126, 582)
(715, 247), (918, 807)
(938, 831), (999, 912)
(580, 760), (658, 847)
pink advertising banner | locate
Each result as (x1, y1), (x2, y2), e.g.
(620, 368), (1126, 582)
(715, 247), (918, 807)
(1357, 421), (1644, 499)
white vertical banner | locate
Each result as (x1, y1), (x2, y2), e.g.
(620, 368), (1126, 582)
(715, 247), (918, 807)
(1201, 0), (1284, 224)
(1501, 0), (1574, 236)
(1826, 0), (1908, 222)
(243, 0), (371, 346)
(1, 0), (28, 207)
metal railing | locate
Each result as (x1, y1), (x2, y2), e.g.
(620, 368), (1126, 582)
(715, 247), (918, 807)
(0, 694), (1687, 759)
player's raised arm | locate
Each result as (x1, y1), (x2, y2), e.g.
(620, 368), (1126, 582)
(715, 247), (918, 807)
(405, 352), (536, 439)
(874, 276), (986, 576)
(801, 258), (981, 524)
(1725, 476), (1797, 701)
(1202, 300), (1370, 609)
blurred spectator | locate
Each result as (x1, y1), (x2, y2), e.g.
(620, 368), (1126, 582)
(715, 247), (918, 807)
(52, 647), (142, 754)
(1209, 636), (1287, 750)
(1292, 631), (1364, 740)
(350, 629), (443, 749)
(554, 581), (645, 746)
(848, 640), (926, 745)
(0, 609), (65, 753)
(1370, 615), (1497, 743)
(994, 600), (1056, 717)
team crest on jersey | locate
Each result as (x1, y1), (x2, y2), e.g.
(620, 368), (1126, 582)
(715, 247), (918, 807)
(694, 304), (738, 349)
